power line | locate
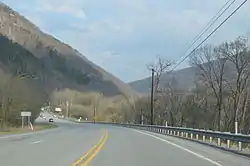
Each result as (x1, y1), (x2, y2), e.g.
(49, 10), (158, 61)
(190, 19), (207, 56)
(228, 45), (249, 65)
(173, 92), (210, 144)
(171, 0), (248, 71)
(186, 0), (236, 53)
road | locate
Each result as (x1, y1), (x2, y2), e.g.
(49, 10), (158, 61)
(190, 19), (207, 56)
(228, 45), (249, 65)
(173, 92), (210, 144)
(0, 120), (249, 166)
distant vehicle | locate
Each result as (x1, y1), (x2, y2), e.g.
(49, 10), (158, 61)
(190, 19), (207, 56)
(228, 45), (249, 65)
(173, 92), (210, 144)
(49, 118), (54, 123)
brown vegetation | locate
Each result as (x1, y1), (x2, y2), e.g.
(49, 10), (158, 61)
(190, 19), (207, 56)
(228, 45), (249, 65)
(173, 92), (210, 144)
(127, 37), (250, 134)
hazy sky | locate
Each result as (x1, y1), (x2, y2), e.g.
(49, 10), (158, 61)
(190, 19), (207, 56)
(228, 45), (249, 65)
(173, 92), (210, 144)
(2, 0), (250, 82)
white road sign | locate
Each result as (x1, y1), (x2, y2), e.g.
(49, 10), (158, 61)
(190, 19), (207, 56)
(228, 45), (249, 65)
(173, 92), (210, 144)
(21, 112), (31, 116)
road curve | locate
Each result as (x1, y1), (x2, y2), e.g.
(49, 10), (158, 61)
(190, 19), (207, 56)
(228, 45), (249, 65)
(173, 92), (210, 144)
(0, 121), (249, 166)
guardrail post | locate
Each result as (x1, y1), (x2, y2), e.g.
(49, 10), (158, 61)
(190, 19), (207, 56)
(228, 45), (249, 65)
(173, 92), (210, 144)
(227, 140), (230, 148)
(217, 138), (221, 146)
(238, 142), (242, 151)
(209, 137), (212, 144)
(124, 124), (249, 152)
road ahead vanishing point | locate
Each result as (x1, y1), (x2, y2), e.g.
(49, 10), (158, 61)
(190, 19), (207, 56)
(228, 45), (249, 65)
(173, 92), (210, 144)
(0, 120), (249, 166)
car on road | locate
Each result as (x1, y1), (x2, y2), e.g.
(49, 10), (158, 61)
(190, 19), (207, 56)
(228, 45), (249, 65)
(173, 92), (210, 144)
(49, 118), (54, 123)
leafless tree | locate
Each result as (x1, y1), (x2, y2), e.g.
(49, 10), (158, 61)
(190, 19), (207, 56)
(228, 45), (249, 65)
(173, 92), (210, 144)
(146, 56), (173, 124)
(218, 37), (250, 131)
(191, 45), (227, 131)
(147, 56), (173, 93)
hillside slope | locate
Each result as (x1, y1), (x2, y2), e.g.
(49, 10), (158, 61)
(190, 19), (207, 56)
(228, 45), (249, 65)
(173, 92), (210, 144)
(129, 61), (236, 94)
(0, 3), (136, 97)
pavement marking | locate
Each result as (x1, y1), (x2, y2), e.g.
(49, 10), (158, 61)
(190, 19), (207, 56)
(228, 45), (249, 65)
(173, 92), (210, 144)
(81, 131), (108, 166)
(134, 130), (223, 166)
(72, 129), (107, 166)
(30, 140), (43, 144)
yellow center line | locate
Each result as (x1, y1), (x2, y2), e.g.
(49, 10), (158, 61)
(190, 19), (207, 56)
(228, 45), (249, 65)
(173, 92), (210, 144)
(81, 131), (108, 166)
(72, 130), (107, 166)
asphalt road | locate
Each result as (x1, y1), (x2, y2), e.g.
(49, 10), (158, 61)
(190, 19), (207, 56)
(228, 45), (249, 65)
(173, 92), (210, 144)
(0, 120), (249, 166)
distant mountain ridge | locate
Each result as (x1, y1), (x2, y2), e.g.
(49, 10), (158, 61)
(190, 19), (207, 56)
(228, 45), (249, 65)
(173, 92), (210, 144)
(129, 61), (237, 94)
(0, 3), (136, 97)
(129, 67), (197, 94)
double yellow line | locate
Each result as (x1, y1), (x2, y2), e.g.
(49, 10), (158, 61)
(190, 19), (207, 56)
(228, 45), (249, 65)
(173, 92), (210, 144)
(72, 130), (108, 166)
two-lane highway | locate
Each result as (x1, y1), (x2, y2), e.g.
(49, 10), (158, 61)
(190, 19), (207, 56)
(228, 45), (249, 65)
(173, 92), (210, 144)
(0, 120), (250, 166)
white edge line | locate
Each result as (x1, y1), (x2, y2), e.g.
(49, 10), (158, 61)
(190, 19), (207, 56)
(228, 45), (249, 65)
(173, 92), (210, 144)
(0, 132), (35, 139)
(133, 129), (223, 166)
(31, 140), (43, 144)
(0, 127), (58, 140)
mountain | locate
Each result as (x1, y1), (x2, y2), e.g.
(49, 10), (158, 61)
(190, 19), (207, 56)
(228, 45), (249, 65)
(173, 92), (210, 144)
(0, 3), (136, 97)
(129, 61), (236, 94)
(129, 67), (197, 94)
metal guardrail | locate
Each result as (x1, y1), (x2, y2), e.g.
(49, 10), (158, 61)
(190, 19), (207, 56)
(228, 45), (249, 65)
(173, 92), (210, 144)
(124, 124), (250, 152)
(84, 121), (250, 152)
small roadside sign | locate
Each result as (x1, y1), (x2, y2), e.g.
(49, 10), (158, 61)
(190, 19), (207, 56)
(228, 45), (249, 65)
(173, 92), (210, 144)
(21, 112), (31, 129)
(21, 112), (31, 116)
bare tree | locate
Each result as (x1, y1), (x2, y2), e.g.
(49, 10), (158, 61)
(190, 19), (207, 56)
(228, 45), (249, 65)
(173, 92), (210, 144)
(147, 56), (173, 124)
(191, 45), (227, 131)
(219, 37), (250, 132)
(122, 94), (138, 123)
(147, 56), (173, 93)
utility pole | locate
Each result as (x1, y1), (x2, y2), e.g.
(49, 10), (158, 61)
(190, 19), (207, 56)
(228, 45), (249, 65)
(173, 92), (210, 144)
(66, 100), (69, 119)
(48, 101), (51, 112)
(93, 107), (96, 124)
(140, 109), (144, 125)
(93, 93), (102, 124)
(150, 68), (155, 125)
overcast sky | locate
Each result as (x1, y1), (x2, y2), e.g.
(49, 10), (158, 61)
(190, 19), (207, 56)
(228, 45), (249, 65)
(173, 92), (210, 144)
(2, 0), (250, 82)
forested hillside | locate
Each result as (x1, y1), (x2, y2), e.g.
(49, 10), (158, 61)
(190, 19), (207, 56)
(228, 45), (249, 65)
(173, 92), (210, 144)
(127, 37), (250, 134)
(0, 3), (136, 130)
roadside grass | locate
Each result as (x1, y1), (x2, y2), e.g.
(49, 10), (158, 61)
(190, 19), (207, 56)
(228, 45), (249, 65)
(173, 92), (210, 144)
(0, 123), (57, 135)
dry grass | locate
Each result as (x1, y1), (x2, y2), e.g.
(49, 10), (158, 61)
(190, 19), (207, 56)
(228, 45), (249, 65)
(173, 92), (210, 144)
(0, 124), (57, 135)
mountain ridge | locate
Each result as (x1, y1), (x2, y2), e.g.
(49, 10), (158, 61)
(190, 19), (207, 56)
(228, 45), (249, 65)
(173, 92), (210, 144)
(0, 3), (136, 97)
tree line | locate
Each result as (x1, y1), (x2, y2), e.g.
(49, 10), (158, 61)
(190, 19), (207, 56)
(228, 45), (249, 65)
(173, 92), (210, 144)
(126, 37), (250, 134)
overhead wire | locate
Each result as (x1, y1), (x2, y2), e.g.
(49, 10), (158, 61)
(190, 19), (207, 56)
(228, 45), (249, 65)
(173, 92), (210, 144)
(186, 0), (236, 53)
(170, 0), (248, 72)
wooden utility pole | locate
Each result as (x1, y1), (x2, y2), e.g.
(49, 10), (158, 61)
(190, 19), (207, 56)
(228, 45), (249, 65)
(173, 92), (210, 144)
(150, 68), (155, 125)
